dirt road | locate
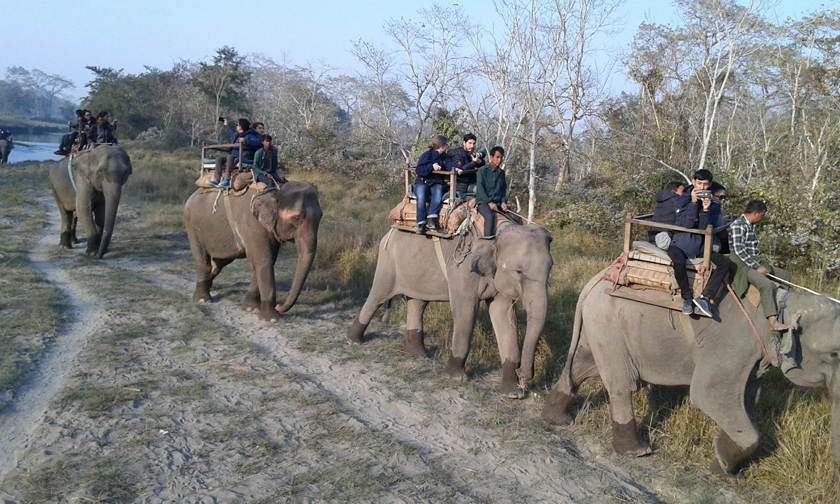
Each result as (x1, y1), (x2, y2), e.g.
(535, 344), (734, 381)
(0, 198), (740, 503)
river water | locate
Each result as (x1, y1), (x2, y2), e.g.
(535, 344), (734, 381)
(4, 133), (64, 163)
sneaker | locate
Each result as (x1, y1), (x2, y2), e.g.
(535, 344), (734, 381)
(219, 179), (230, 189)
(415, 221), (426, 235)
(693, 296), (713, 317)
(682, 299), (693, 315)
(426, 220), (439, 232)
(209, 179), (220, 188)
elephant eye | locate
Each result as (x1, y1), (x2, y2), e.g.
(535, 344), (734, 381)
(831, 352), (839, 360)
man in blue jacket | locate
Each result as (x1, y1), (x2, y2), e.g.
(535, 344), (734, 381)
(668, 169), (730, 317)
(211, 118), (263, 189)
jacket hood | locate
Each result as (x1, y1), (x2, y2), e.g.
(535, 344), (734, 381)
(655, 189), (679, 203)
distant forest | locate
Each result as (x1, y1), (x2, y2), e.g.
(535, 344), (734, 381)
(0, 67), (78, 122)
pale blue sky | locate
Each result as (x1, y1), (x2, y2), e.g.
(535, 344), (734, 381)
(2, 0), (832, 101)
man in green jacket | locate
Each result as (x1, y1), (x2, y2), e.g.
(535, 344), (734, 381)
(476, 146), (508, 239)
(729, 200), (791, 331)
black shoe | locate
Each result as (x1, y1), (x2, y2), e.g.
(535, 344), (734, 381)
(682, 299), (693, 315)
(415, 222), (426, 235)
(426, 220), (439, 232)
(693, 296), (713, 317)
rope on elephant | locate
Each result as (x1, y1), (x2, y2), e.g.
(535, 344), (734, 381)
(212, 190), (223, 214)
(432, 237), (449, 281)
(383, 228), (395, 250)
(67, 155), (77, 191)
(584, 252), (629, 300)
(453, 221), (475, 267)
(726, 282), (773, 365)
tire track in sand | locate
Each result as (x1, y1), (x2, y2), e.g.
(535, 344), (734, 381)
(0, 199), (109, 487)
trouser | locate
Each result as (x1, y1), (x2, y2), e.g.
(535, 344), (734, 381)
(256, 173), (283, 187)
(59, 131), (78, 151)
(456, 176), (477, 195)
(478, 203), (497, 237)
(415, 181), (443, 225)
(215, 155), (235, 181)
(668, 247), (731, 300)
(748, 265), (791, 319)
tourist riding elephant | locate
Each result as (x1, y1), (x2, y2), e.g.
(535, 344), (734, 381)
(542, 270), (840, 478)
(49, 146), (132, 258)
(0, 139), (12, 164)
(347, 223), (553, 398)
(183, 182), (322, 322)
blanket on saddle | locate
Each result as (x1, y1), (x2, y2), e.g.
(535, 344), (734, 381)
(195, 171), (267, 196)
(604, 240), (714, 296)
(388, 196), (521, 235)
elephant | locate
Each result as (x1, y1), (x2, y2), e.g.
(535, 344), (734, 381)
(347, 223), (553, 398)
(0, 139), (12, 164)
(49, 146), (132, 258)
(541, 270), (840, 477)
(183, 182), (322, 322)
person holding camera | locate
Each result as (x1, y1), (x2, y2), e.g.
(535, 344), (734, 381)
(668, 169), (730, 317)
(211, 118), (262, 189)
(448, 133), (486, 194)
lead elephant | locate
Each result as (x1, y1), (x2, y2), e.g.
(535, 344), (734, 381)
(183, 182), (322, 322)
(347, 223), (553, 397)
(542, 270), (840, 477)
(0, 139), (12, 164)
(49, 146), (132, 258)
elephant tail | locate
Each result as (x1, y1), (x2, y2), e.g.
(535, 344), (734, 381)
(563, 272), (602, 390)
(381, 298), (393, 324)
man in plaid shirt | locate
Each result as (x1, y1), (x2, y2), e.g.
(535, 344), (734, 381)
(729, 200), (791, 331)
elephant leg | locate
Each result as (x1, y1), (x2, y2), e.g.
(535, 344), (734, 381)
(691, 368), (760, 477)
(489, 297), (523, 399)
(607, 388), (651, 457)
(91, 197), (105, 252)
(52, 188), (73, 249)
(254, 250), (279, 322)
(187, 230), (213, 303)
(444, 296), (479, 381)
(243, 271), (261, 312)
(210, 257), (233, 280)
(542, 338), (600, 425)
(75, 183), (99, 256)
(71, 213), (81, 244)
(347, 262), (395, 345)
(403, 298), (428, 358)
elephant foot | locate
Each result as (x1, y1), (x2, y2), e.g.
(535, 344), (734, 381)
(242, 297), (260, 312)
(443, 356), (467, 381)
(259, 301), (280, 323)
(611, 420), (652, 457)
(346, 317), (367, 345)
(542, 389), (575, 425)
(500, 360), (524, 399)
(712, 431), (752, 477)
(59, 232), (73, 249)
(194, 282), (212, 304)
(402, 329), (427, 357)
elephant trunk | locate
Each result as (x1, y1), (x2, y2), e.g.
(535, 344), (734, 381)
(275, 227), (317, 313)
(518, 283), (548, 382)
(97, 182), (122, 258)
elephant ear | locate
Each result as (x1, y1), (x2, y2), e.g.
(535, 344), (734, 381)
(470, 242), (497, 277)
(251, 193), (279, 236)
(780, 313), (803, 374)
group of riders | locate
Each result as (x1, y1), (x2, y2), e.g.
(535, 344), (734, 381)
(412, 133), (510, 239)
(647, 169), (790, 332)
(208, 118), (285, 189)
(55, 109), (118, 156)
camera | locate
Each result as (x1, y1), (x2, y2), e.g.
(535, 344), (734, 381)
(476, 150), (487, 160)
(696, 190), (712, 200)
(218, 117), (225, 122)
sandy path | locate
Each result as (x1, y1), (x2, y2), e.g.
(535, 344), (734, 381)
(0, 201), (108, 482)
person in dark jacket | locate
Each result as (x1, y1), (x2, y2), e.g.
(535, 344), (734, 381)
(88, 111), (118, 147)
(414, 135), (454, 234)
(710, 182), (729, 254)
(252, 135), (285, 187)
(476, 146), (508, 239)
(211, 118), (262, 189)
(56, 109), (85, 155)
(668, 169), (730, 317)
(448, 133), (486, 194)
(648, 181), (684, 249)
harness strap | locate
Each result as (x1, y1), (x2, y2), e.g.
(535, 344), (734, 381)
(726, 282), (774, 366)
(67, 155), (77, 191)
(383, 227), (395, 251)
(432, 236), (449, 281)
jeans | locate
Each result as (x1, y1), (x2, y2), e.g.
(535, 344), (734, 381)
(668, 246), (731, 300)
(415, 181), (444, 225)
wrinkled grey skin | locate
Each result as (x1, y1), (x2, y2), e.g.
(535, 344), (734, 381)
(0, 139), (12, 164)
(184, 182), (322, 322)
(49, 146), (132, 258)
(347, 224), (553, 397)
(542, 269), (840, 478)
